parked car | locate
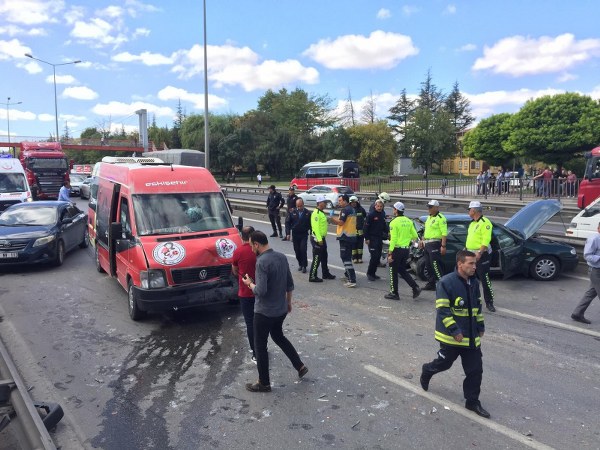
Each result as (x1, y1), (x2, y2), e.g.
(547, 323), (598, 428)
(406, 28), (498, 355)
(80, 176), (92, 199)
(69, 173), (88, 196)
(297, 185), (354, 208)
(0, 201), (88, 266)
(410, 200), (578, 281)
(566, 196), (600, 239)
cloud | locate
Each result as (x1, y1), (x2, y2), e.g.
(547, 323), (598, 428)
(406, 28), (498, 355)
(70, 18), (128, 48)
(557, 73), (578, 83)
(157, 86), (228, 110)
(473, 33), (600, 77)
(112, 51), (173, 66)
(17, 61), (42, 74)
(124, 0), (161, 17)
(377, 8), (391, 19)
(457, 43), (477, 52)
(0, 24), (47, 36)
(303, 30), (419, 70)
(0, 109), (36, 121)
(133, 27), (150, 38)
(444, 4), (457, 14)
(38, 113), (55, 122)
(46, 74), (76, 84)
(96, 5), (124, 19)
(334, 92), (401, 122)
(62, 86), (99, 100)
(590, 86), (600, 100)
(64, 6), (85, 25)
(402, 5), (419, 16)
(0, 0), (64, 25)
(0, 38), (31, 60)
(92, 101), (174, 118)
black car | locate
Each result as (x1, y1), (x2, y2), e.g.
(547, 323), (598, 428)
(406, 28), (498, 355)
(411, 200), (578, 281)
(0, 201), (88, 266)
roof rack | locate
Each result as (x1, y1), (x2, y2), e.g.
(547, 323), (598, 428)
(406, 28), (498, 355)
(101, 156), (165, 164)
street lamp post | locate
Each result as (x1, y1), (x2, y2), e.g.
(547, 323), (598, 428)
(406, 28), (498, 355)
(24, 53), (81, 142)
(2, 97), (22, 145)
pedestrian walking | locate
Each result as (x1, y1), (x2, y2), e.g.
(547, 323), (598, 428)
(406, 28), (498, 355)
(257, 173), (262, 187)
(329, 194), (357, 287)
(420, 250), (490, 419)
(242, 231), (308, 392)
(466, 200), (495, 312)
(309, 195), (336, 282)
(283, 187), (299, 240)
(385, 201), (421, 300)
(285, 198), (311, 273)
(349, 195), (366, 263)
(231, 226), (257, 363)
(420, 199), (447, 291)
(440, 177), (448, 197)
(571, 222), (600, 324)
(476, 171), (483, 195)
(266, 185), (284, 238)
(363, 199), (388, 281)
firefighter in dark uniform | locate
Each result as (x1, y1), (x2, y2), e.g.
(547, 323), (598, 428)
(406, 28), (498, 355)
(309, 195), (336, 282)
(421, 199), (447, 290)
(285, 198), (311, 273)
(350, 195), (366, 263)
(283, 186), (299, 240)
(363, 198), (388, 281)
(466, 200), (495, 312)
(266, 185), (284, 238)
(420, 250), (490, 419)
(385, 202), (421, 300)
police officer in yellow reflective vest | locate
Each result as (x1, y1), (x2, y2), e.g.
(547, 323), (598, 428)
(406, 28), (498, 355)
(420, 199), (447, 290)
(385, 202), (421, 300)
(309, 195), (336, 282)
(419, 250), (490, 419)
(466, 200), (495, 312)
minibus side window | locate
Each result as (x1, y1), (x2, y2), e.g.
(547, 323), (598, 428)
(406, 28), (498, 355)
(120, 197), (132, 237)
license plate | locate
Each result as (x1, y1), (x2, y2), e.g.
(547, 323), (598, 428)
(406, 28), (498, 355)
(0, 252), (18, 258)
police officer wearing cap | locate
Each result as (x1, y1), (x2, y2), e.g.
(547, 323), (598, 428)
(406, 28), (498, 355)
(385, 201), (421, 300)
(266, 185), (284, 238)
(309, 195), (336, 282)
(420, 199), (447, 290)
(466, 200), (495, 312)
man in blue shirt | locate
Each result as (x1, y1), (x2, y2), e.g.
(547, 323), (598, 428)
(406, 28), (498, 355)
(58, 180), (71, 202)
(571, 223), (600, 324)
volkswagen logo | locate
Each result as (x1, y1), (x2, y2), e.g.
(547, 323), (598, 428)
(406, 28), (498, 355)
(0, 240), (10, 248)
(198, 269), (208, 280)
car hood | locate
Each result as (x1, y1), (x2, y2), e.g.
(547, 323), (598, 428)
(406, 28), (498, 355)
(0, 225), (53, 239)
(504, 199), (562, 240)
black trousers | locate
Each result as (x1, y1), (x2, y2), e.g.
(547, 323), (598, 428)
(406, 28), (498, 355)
(239, 296), (255, 353)
(310, 237), (331, 278)
(476, 251), (494, 304)
(423, 344), (483, 403)
(389, 247), (417, 293)
(254, 312), (303, 386)
(424, 241), (444, 283)
(339, 239), (356, 283)
(268, 210), (282, 234)
(292, 233), (308, 268)
(367, 238), (383, 277)
(352, 233), (364, 260)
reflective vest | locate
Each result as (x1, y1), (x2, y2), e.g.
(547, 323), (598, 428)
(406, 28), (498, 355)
(423, 212), (447, 239)
(434, 270), (484, 348)
(388, 215), (417, 250)
(466, 216), (492, 250)
(311, 209), (328, 242)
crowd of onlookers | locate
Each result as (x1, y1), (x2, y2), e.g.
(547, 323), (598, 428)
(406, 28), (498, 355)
(475, 166), (578, 198)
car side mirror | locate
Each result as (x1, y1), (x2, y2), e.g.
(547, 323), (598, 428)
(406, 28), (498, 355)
(110, 222), (122, 239)
(61, 217), (73, 224)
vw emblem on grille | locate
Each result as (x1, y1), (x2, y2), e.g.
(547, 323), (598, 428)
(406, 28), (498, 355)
(0, 240), (10, 248)
(198, 269), (208, 280)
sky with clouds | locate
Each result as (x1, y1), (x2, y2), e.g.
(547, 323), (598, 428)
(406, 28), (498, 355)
(1, 0), (599, 140)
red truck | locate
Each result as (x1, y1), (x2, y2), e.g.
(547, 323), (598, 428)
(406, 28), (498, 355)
(18, 142), (70, 200)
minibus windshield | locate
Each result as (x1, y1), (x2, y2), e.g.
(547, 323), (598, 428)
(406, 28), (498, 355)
(133, 192), (234, 236)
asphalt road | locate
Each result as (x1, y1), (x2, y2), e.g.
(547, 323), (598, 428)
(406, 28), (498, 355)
(0, 199), (598, 449)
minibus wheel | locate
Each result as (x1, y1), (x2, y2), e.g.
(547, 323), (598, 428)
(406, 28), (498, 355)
(128, 279), (145, 321)
(95, 247), (105, 273)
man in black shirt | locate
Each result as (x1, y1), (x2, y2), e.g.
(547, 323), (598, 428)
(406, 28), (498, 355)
(285, 198), (311, 273)
(266, 185), (284, 238)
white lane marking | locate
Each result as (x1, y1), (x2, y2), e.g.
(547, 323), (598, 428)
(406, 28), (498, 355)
(562, 273), (589, 281)
(497, 308), (600, 339)
(364, 365), (555, 450)
(240, 216), (598, 338)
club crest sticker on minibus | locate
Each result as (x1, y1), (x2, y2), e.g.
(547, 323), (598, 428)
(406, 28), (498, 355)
(153, 242), (186, 265)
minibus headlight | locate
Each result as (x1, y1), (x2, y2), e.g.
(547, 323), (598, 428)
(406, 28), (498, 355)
(140, 270), (167, 289)
(33, 235), (55, 247)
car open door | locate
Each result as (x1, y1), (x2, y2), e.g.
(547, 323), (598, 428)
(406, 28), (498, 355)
(494, 226), (524, 279)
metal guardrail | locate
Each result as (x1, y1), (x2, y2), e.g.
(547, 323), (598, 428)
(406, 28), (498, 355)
(0, 336), (61, 450)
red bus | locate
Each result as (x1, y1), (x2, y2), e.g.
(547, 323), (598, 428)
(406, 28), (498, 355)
(290, 159), (360, 191)
(578, 146), (600, 208)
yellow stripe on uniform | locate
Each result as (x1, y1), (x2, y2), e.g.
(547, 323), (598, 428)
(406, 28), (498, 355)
(436, 298), (450, 308)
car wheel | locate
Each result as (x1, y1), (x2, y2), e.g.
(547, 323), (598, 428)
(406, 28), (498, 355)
(530, 255), (560, 281)
(54, 240), (65, 266)
(415, 257), (430, 281)
(128, 279), (145, 321)
(325, 201), (333, 209)
(95, 246), (105, 273)
(79, 228), (89, 248)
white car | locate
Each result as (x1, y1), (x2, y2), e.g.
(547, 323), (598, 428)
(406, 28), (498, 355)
(297, 184), (354, 208)
(566, 196), (600, 239)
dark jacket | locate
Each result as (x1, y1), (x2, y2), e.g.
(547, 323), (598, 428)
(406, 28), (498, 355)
(354, 203), (367, 236)
(266, 190), (284, 212)
(363, 208), (388, 241)
(434, 269), (484, 348)
(285, 207), (311, 237)
(286, 193), (299, 210)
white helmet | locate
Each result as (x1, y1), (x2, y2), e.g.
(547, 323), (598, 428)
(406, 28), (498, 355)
(378, 192), (390, 202)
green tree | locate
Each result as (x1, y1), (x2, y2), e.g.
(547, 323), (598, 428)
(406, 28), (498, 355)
(348, 121), (396, 175)
(320, 127), (355, 161)
(462, 113), (514, 166)
(506, 92), (600, 167)
(388, 88), (416, 157)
